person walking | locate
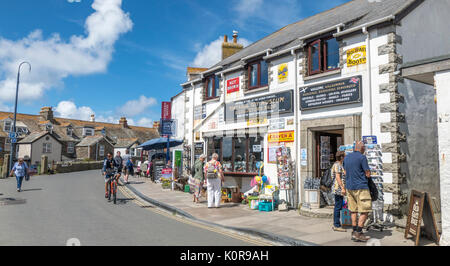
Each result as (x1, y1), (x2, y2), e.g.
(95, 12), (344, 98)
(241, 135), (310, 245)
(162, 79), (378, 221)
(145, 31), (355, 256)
(204, 153), (224, 208)
(331, 151), (347, 232)
(122, 150), (131, 184)
(343, 141), (372, 242)
(192, 155), (206, 203)
(10, 158), (29, 192)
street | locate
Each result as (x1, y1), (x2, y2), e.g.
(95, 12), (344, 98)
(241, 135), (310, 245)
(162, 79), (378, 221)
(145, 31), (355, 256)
(0, 171), (253, 246)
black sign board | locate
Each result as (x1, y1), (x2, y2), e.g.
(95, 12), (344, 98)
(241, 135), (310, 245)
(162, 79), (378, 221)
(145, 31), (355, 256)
(405, 190), (440, 246)
(300, 76), (362, 110)
(225, 90), (293, 123)
(153, 159), (166, 182)
(194, 142), (204, 160)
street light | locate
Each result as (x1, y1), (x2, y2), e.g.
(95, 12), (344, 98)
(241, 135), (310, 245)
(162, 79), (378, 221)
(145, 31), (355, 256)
(9, 62), (31, 173)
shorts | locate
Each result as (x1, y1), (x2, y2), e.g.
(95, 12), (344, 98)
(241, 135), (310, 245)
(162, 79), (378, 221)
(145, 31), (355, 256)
(105, 174), (114, 183)
(347, 189), (372, 213)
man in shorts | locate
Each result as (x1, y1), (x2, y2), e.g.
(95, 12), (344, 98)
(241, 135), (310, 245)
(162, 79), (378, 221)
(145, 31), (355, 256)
(343, 141), (372, 242)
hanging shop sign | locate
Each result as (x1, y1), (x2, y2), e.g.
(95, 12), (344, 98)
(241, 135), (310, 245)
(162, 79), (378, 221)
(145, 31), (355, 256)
(225, 90), (293, 123)
(268, 131), (295, 143)
(278, 63), (288, 84)
(160, 119), (176, 136)
(161, 102), (172, 120)
(347, 45), (367, 67)
(299, 76), (362, 110)
(226, 77), (240, 94)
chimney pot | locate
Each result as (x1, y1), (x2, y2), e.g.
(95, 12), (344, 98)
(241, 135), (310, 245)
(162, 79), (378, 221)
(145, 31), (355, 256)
(224, 35), (228, 43)
(233, 31), (238, 43)
(90, 114), (95, 122)
(119, 117), (129, 128)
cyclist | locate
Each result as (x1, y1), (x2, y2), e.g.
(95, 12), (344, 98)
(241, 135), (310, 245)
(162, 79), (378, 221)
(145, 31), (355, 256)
(103, 152), (118, 198)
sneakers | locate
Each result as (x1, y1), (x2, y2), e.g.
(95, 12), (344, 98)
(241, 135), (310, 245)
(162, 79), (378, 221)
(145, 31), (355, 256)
(332, 226), (347, 232)
(353, 232), (370, 242)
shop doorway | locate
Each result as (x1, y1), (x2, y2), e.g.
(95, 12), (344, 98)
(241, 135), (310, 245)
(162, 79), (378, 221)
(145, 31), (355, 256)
(314, 129), (344, 178)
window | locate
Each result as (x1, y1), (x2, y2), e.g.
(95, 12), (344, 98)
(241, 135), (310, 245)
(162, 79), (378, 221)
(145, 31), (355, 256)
(83, 128), (94, 136)
(247, 60), (269, 90)
(4, 120), (12, 132)
(99, 145), (105, 157)
(207, 135), (264, 174)
(131, 148), (136, 157)
(307, 37), (340, 75)
(67, 142), (75, 154)
(67, 127), (74, 137)
(204, 75), (220, 100)
(43, 143), (52, 154)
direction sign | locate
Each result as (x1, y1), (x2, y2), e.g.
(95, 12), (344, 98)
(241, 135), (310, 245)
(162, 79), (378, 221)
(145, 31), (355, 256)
(11, 138), (17, 144)
(9, 132), (18, 139)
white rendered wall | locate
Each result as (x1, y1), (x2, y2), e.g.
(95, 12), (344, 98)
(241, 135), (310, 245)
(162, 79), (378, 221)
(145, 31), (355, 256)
(436, 70), (450, 246)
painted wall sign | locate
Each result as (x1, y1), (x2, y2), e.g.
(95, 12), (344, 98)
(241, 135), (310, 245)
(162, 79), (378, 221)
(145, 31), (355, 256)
(226, 77), (240, 94)
(278, 63), (288, 84)
(161, 102), (172, 120)
(347, 45), (367, 67)
(268, 131), (295, 143)
(299, 76), (362, 110)
(225, 90), (293, 123)
(269, 118), (286, 130)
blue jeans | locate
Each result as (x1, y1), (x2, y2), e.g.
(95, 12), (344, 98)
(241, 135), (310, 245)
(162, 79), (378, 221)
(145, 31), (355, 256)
(333, 194), (344, 228)
(16, 176), (24, 190)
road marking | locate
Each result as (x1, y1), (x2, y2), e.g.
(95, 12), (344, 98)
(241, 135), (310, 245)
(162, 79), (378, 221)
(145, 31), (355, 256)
(118, 185), (273, 246)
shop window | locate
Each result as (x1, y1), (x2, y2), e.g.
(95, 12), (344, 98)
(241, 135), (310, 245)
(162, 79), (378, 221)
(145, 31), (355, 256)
(207, 135), (264, 175)
(307, 37), (340, 75)
(205, 75), (220, 100)
(247, 60), (268, 90)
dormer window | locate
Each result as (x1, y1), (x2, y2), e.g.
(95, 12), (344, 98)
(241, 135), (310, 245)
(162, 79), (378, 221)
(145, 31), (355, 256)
(67, 127), (74, 137)
(83, 127), (94, 137)
(307, 37), (340, 75)
(16, 127), (29, 136)
(46, 124), (53, 133)
(4, 120), (12, 132)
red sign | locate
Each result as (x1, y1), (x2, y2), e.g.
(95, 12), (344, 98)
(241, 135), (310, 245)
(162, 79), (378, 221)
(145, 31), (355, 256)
(226, 77), (240, 94)
(162, 102), (172, 120)
(162, 168), (173, 175)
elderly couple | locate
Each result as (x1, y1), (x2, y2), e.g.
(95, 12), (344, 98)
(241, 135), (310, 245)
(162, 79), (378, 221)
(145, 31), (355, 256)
(331, 141), (373, 243)
(192, 153), (224, 208)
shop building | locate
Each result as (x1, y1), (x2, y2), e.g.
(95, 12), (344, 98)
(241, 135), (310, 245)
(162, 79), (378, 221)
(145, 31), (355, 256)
(173, 0), (450, 224)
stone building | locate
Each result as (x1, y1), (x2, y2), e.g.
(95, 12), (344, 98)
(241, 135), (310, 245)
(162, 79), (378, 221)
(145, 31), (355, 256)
(172, 0), (450, 228)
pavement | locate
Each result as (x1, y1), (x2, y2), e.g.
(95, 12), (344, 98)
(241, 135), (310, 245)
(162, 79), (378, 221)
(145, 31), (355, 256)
(123, 175), (426, 246)
(0, 171), (258, 246)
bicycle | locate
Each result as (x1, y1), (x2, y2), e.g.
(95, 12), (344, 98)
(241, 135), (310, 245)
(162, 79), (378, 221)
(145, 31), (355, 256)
(106, 174), (118, 205)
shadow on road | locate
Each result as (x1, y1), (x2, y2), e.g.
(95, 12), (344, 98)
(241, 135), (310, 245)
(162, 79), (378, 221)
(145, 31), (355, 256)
(115, 198), (135, 205)
(21, 188), (43, 192)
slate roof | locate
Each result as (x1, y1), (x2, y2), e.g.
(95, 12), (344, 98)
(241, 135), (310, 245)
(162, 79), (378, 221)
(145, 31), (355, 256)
(18, 131), (49, 144)
(114, 138), (139, 148)
(76, 136), (107, 147)
(209, 0), (419, 70)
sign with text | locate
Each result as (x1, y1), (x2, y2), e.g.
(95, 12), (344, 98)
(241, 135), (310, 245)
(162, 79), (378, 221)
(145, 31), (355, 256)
(225, 90), (293, 123)
(300, 76), (362, 110)
(161, 102), (172, 120)
(160, 119), (176, 136)
(347, 45), (367, 67)
(268, 131), (295, 143)
(278, 63), (288, 84)
(226, 77), (240, 94)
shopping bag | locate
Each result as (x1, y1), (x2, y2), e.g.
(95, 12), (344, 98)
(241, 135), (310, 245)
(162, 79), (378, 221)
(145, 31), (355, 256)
(341, 199), (352, 226)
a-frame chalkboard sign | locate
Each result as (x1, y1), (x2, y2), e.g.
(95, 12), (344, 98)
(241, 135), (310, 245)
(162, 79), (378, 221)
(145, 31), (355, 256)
(404, 190), (440, 246)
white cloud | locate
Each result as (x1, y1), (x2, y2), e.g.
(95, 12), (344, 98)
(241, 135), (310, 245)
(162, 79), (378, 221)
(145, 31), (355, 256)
(0, 0), (133, 105)
(55, 101), (95, 121)
(116, 95), (157, 117)
(136, 117), (154, 128)
(191, 36), (252, 68)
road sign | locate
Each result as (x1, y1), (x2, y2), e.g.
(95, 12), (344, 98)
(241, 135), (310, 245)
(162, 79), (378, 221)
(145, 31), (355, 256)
(10, 138), (17, 144)
(9, 132), (18, 139)
(160, 119), (177, 136)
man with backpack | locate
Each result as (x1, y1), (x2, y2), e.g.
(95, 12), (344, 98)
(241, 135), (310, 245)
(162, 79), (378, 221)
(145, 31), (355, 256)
(203, 153), (224, 208)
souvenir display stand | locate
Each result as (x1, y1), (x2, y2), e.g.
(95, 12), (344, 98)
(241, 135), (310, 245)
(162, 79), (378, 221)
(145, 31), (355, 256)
(276, 145), (294, 207)
(365, 143), (386, 231)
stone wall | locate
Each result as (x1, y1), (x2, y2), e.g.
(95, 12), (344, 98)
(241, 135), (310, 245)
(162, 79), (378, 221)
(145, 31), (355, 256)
(53, 161), (103, 174)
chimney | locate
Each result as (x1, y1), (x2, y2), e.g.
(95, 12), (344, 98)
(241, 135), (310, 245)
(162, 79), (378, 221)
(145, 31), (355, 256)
(222, 31), (244, 60)
(40, 107), (54, 121)
(90, 114), (95, 122)
(119, 117), (129, 128)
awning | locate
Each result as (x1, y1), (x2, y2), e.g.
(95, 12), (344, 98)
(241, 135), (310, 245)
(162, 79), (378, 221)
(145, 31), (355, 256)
(138, 137), (183, 151)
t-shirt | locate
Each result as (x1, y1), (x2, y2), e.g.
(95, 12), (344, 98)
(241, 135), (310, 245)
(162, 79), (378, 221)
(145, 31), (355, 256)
(343, 151), (370, 190)
(13, 162), (28, 177)
(331, 162), (345, 196)
(204, 160), (222, 178)
(122, 154), (131, 165)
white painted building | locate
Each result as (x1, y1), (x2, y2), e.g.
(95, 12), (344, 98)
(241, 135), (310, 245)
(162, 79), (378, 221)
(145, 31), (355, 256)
(172, 0), (450, 236)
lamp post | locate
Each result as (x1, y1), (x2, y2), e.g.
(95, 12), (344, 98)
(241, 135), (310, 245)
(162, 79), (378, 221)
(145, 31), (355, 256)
(9, 62), (31, 173)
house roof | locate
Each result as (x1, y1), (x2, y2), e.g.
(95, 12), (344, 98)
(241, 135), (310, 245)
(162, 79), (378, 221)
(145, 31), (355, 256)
(76, 136), (106, 147)
(114, 138), (139, 148)
(18, 131), (52, 144)
(207, 0), (419, 71)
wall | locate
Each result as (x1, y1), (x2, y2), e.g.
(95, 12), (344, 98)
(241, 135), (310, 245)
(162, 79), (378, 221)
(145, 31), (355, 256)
(436, 70), (450, 246)
(32, 136), (62, 165)
(171, 92), (186, 140)
(53, 160), (103, 174)
(18, 144), (32, 161)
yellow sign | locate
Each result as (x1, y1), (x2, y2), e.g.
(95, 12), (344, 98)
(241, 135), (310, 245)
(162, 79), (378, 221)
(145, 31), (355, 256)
(347, 46), (367, 67)
(268, 131), (295, 143)
(247, 118), (268, 126)
(278, 64), (288, 83)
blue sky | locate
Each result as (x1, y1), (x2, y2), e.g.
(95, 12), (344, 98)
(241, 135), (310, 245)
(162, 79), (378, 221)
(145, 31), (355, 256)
(0, 0), (347, 127)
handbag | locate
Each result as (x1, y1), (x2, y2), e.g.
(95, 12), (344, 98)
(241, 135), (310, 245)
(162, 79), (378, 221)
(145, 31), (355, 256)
(368, 178), (379, 201)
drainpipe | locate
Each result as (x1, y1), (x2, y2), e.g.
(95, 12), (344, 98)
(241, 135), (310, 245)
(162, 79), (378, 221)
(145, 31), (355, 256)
(362, 26), (374, 135)
(292, 48), (300, 209)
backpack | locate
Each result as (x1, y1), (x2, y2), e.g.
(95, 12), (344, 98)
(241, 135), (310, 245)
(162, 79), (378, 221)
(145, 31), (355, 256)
(206, 162), (218, 179)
